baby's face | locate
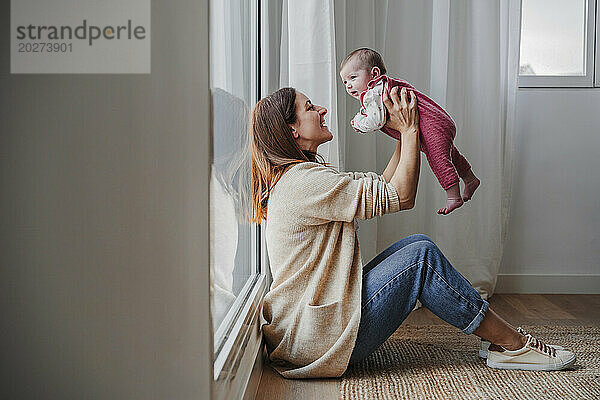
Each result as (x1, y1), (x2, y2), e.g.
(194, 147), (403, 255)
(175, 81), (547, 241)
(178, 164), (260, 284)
(340, 58), (373, 99)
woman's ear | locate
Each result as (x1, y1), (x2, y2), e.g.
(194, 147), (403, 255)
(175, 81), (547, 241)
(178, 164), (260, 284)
(371, 66), (381, 79)
(289, 124), (299, 139)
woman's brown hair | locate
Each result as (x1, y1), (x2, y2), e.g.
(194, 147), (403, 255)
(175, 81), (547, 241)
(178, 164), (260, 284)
(250, 87), (324, 223)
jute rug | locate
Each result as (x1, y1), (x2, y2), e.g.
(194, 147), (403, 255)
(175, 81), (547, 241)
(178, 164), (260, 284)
(341, 325), (600, 400)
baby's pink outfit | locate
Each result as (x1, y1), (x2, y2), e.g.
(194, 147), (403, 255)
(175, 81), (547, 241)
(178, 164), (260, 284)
(351, 75), (471, 190)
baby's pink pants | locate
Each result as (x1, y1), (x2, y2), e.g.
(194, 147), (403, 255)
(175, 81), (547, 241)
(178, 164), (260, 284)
(381, 77), (471, 190)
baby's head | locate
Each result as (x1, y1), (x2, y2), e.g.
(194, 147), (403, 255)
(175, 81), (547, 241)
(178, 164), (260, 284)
(339, 48), (387, 99)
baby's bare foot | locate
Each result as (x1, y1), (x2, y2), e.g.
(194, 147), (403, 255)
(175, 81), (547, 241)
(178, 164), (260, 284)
(437, 197), (464, 215)
(462, 176), (480, 202)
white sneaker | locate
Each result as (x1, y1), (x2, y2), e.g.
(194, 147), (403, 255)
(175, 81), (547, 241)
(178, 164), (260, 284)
(486, 333), (576, 371)
(478, 326), (564, 358)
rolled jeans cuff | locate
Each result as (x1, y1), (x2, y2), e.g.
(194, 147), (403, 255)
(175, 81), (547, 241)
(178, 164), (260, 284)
(462, 298), (489, 335)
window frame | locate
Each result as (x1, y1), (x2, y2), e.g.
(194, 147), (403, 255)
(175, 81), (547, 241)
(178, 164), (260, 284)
(211, 0), (268, 398)
(518, 0), (598, 88)
(596, 0), (600, 86)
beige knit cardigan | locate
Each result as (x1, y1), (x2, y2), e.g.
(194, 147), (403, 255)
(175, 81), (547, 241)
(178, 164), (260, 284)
(262, 162), (401, 378)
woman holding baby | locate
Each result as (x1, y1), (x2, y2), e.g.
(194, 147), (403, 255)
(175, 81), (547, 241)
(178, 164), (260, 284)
(251, 55), (575, 378)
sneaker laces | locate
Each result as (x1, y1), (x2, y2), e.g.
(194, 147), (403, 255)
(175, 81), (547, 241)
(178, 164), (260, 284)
(526, 334), (556, 357)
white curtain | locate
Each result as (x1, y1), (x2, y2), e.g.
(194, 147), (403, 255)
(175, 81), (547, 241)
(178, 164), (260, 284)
(336, 0), (521, 299)
(278, 0), (341, 168)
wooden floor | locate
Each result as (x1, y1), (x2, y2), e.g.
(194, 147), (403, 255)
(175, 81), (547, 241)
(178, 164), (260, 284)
(255, 294), (600, 400)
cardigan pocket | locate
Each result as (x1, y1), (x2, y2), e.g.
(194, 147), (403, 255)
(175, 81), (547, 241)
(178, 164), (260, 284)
(290, 300), (343, 364)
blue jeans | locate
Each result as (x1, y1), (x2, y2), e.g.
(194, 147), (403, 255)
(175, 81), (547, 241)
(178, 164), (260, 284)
(349, 234), (489, 364)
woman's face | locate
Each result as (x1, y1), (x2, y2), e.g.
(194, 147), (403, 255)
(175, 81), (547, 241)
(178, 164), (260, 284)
(290, 92), (333, 153)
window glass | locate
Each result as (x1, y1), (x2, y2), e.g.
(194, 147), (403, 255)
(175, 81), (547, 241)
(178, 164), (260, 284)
(519, 0), (588, 76)
(209, 0), (255, 347)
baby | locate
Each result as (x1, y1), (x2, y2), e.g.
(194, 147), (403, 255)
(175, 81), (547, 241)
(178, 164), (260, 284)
(340, 48), (480, 215)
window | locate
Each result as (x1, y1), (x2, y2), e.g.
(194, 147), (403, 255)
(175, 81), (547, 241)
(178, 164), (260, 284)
(597, 1), (600, 86)
(209, 0), (267, 397)
(518, 0), (599, 87)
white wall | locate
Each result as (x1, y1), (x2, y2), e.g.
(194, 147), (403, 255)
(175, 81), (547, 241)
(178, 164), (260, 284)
(497, 88), (600, 292)
(0, 1), (212, 398)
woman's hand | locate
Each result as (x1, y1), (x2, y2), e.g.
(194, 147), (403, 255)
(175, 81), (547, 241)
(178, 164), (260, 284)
(384, 86), (421, 210)
(383, 86), (419, 135)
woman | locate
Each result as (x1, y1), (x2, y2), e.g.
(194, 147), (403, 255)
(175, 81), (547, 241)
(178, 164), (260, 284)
(251, 86), (575, 378)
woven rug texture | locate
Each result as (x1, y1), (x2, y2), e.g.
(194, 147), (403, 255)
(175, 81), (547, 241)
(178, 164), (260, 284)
(341, 325), (600, 400)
